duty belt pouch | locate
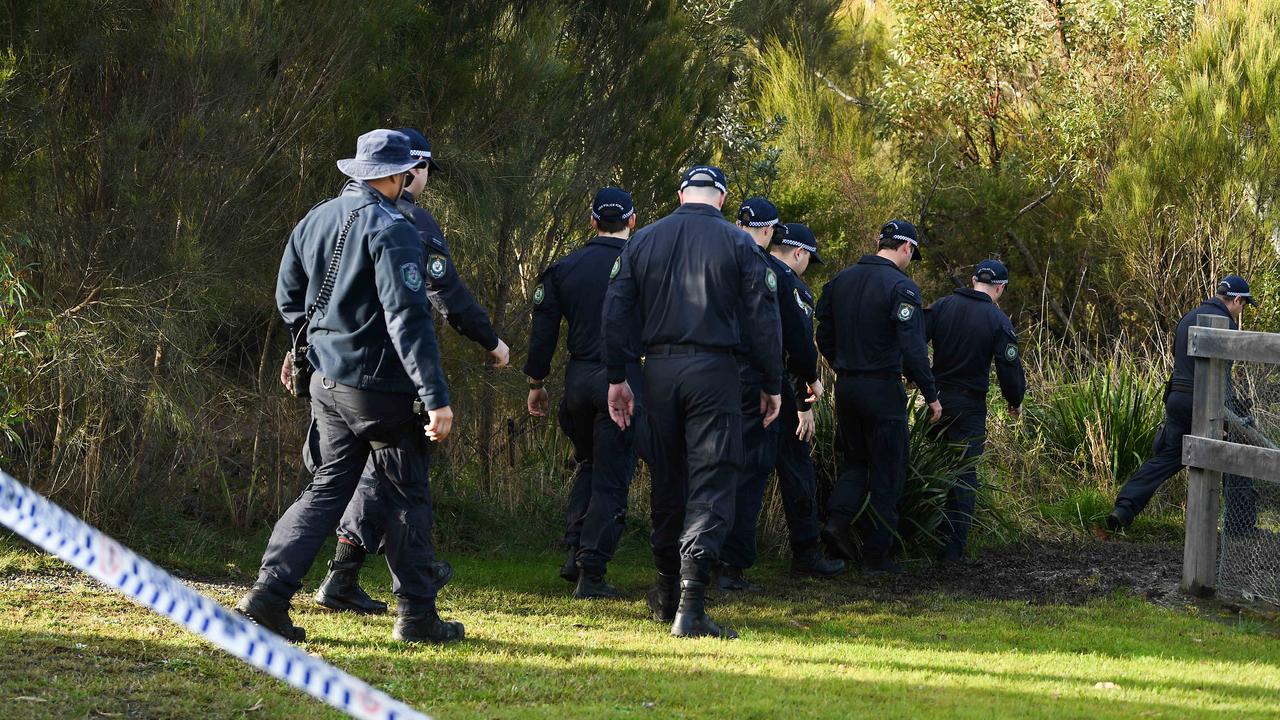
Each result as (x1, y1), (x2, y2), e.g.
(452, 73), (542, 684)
(289, 205), (367, 399)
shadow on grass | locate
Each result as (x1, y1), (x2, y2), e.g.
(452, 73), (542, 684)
(1, 626), (1275, 720)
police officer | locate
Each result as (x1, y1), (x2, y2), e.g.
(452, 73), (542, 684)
(236, 129), (462, 644)
(719, 208), (833, 590)
(816, 219), (940, 576)
(763, 223), (846, 579)
(310, 127), (509, 615)
(1105, 275), (1256, 532)
(925, 259), (1026, 563)
(603, 166), (782, 638)
(524, 187), (642, 599)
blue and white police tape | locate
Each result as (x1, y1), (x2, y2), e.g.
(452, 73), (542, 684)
(0, 469), (430, 720)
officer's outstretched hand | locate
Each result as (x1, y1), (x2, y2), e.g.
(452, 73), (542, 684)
(797, 410), (816, 442)
(927, 400), (943, 424)
(488, 339), (511, 368)
(608, 382), (635, 430)
(528, 387), (550, 417)
(426, 406), (454, 442)
(760, 392), (782, 428)
(279, 351), (293, 394)
(805, 378), (824, 404)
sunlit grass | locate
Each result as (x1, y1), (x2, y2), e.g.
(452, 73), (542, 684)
(3, 541), (1280, 719)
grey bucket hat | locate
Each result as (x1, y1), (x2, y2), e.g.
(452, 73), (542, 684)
(336, 129), (419, 180)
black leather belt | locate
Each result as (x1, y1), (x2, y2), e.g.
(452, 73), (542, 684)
(645, 343), (732, 356)
(938, 383), (985, 400)
(837, 369), (900, 381)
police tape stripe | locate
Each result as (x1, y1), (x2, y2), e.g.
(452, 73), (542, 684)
(0, 470), (430, 720)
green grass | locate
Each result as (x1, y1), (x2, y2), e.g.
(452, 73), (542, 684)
(3, 536), (1280, 719)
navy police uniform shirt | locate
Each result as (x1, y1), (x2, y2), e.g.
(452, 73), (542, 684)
(277, 181), (449, 408)
(524, 235), (627, 380)
(814, 254), (937, 403)
(393, 188), (500, 352)
(602, 202), (784, 394)
(1170, 297), (1237, 389)
(925, 288), (1026, 408)
(766, 253), (820, 408)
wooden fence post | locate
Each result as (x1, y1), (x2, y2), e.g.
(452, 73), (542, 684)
(1182, 314), (1229, 597)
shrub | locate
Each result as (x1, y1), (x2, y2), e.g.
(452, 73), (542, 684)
(1029, 359), (1163, 491)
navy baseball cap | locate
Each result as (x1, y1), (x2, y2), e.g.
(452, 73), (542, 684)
(680, 165), (728, 194)
(776, 223), (823, 264)
(737, 197), (780, 228)
(393, 127), (442, 172)
(592, 187), (635, 222)
(1219, 275), (1258, 306)
(974, 259), (1009, 285)
(336, 129), (419, 180)
(880, 219), (921, 260)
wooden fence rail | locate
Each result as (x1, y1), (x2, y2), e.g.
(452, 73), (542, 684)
(1181, 315), (1280, 596)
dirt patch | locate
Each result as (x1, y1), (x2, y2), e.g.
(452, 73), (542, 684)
(904, 539), (1183, 605)
(763, 538), (1185, 608)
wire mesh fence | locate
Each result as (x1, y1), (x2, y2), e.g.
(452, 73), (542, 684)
(1217, 360), (1280, 606)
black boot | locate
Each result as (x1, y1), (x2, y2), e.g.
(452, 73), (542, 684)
(671, 580), (737, 639)
(392, 600), (465, 644)
(717, 564), (762, 592)
(791, 543), (846, 578)
(235, 584), (306, 643)
(559, 546), (580, 583)
(313, 543), (387, 614)
(820, 517), (861, 562)
(645, 571), (679, 622)
(574, 570), (622, 600)
(1104, 510), (1128, 533)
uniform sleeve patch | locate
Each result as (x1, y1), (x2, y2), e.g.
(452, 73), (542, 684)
(794, 288), (813, 317)
(765, 268), (778, 292)
(609, 257), (621, 280)
(426, 254), (447, 279)
(1003, 343), (1019, 361)
(401, 262), (424, 292)
(897, 302), (916, 322)
(533, 284), (545, 305)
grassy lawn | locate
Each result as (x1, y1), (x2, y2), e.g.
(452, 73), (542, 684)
(2, 537), (1279, 720)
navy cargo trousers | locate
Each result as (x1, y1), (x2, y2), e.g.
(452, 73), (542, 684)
(642, 348), (742, 582)
(258, 375), (445, 612)
(827, 375), (908, 562)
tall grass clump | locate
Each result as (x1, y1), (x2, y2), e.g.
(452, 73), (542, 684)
(1029, 358), (1163, 491)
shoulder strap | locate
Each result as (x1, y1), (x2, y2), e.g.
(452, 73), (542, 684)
(305, 203), (375, 323)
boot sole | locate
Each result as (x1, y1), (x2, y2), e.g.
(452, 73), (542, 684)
(314, 594), (388, 615)
(234, 605), (306, 643)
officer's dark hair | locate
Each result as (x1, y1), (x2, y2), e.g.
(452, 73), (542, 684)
(596, 217), (629, 233)
(878, 235), (909, 252)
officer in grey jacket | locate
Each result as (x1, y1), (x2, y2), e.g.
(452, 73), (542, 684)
(235, 129), (462, 645)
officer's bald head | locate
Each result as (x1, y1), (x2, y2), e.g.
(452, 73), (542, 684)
(679, 173), (726, 208)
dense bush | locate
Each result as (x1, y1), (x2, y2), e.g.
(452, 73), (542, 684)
(2, 0), (1278, 551)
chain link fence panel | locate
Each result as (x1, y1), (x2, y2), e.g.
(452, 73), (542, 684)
(1217, 360), (1280, 606)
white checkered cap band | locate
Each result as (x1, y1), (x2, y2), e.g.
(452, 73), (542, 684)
(410, 149), (432, 159)
(780, 238), (816, 253)
(681, 170), (727, 194)
(592, 203), (636, 220)
(746, 218), (779, 228)
(892, 233), (918, 246)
